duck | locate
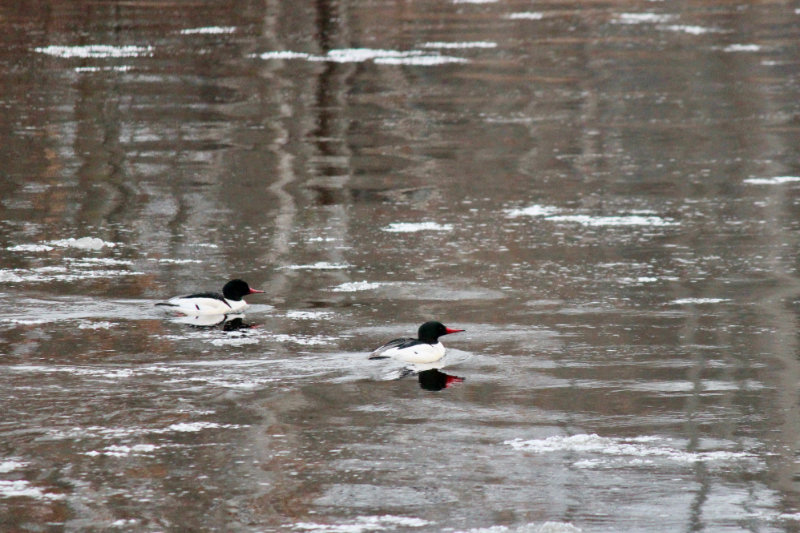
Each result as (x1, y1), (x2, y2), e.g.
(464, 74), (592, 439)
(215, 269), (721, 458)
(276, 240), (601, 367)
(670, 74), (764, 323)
(156, 279), (264, 316)
(369, 321), (464, 364)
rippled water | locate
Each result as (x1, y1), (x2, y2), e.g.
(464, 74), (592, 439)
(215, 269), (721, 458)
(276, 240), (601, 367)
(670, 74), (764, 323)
(2, 0), (800, 531)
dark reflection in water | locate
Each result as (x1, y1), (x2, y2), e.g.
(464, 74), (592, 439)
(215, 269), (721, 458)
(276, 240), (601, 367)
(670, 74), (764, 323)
(417, 368), (465, 391)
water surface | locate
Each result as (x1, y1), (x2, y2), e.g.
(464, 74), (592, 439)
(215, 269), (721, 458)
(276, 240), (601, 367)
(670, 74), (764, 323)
(2, 0), (800, 531)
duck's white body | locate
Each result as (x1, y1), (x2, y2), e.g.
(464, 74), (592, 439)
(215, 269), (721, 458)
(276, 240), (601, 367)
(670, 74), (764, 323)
(374, 340), (447, 364)
(160, 296), (248, 316)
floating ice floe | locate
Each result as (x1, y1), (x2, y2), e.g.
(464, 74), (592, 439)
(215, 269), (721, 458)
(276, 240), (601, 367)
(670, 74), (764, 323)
(281, 262), (351, 270)
(615, 13), (676, 24)
(85, 444), (159, 458)
(6, 244), (54, 252)
(254, 47), (468, 66)
(75, 66), (133, 73)
(209, 337), (260, 347)
(0, 266), (140, 283)
(7, 238), (116, 251)
(455, 523), (582, 533)
(723, 44), (762, 52)
(382, 222), (454, 232)
(331, 281), (385, 292)
(744, 176), (800, 185)
(294, 515), (432, 532)
(0, 480), (65, 501)
(285, 310), (334, 320)
(51, 237), (116, 250)
(421, 41), (497, 49)
(661, 24), (722, 35)
(180, 26), (236, 35)
(546, 214), (677, 227)
(671, 297), (730, 305)
(506, 205), (676, 227)
(148, 258), (204, 264)
(0, 460), (26, 474)
(619, 276), (660, 284)
(34, 44), (154, 58)
(505, 434), (755, 466)
(506, 12), (545, 20)
(505, 204), (559, 218)
(266, 334), (337, 346)
(77, 321), (116, 330)
(375, 55), (468, 66)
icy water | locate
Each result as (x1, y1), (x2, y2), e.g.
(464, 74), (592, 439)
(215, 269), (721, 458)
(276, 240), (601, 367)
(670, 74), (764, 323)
(2, 0), (800, 531)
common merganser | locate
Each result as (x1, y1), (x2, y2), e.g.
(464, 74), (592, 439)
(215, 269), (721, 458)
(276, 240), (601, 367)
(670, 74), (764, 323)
(369, 321), (464, 364)
(156, 279), (264, 316)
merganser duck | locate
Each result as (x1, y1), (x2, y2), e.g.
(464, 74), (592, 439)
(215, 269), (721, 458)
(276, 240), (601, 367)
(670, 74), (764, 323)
(156, 279), (264, 316)
(369, 321), (464, 364)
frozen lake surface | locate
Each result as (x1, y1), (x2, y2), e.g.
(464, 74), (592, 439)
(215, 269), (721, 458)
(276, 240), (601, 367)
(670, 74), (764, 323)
(2, 0), (800, 531)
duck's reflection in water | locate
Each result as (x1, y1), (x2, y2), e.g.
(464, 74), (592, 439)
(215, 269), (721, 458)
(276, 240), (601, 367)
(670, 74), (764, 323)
(417, 368), (465, 391)
(171, 314), (257, 331)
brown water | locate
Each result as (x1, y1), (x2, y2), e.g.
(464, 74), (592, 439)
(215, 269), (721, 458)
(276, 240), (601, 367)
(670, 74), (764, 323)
(2, 0), (800, 531)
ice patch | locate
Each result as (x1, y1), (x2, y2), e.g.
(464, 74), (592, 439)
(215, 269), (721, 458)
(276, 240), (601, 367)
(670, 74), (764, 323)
(0, 480), (65, 500)
(255, 48), (469, 66)
(723, 44), (762, 52)
(0, 460), (27, 473)
(267, 334), (337, 346)
(744, 176), (800, 185)
(180, 26), (236, 34)
(286, 310), (335, 320)
(374, 55), (468, 66)
(47, 421), (244, 441)
(671, 297), (729, 305)
(34, 44), (154, 58)
(325, 48), (421, 63)
(547, 215), (677, 227)
(0, 271), (26, 282)
(294, 515), (432, 532)
(421, 41), (497, 49)
(77, 321), (115, 330)
(67, 257), (132, 266)
(455, 523), (582, 533)
(50, 237), (116, 250)
(619, 276), (660, 284)
(149, 258), (204, 264)
(74, 65), (133, 73)
(209, 335), (260, 347)
(0, 266), (140, 283)
(505, 204), (559, 218)
(257, 51), (314, 60)
(506, 12), (545, 20)
(615, 13), (675, 24)
(7, 244), (54, 252)
(282, 262), (351, 270)
(0, 318), (50, 325)
(661, 25), (721, 35)
(166, 422), (238, 433)
(506, 434), (754, 466)
(331, 281), (384, 292)
(85, 444), (159, 458)
(382, 222), (454, 233)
